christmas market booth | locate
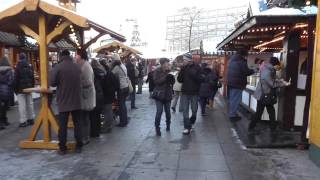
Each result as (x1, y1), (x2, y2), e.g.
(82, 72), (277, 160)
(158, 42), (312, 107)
(0, 0), (125, 150)
(94, 41), (142, 60)
(216, 7), (316, 148)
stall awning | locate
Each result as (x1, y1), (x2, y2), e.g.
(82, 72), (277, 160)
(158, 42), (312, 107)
(217, 14), (315, 52)
(0, 0), (125, 49)
(0, 31), (20, 46)
(94, 41), (142, 56)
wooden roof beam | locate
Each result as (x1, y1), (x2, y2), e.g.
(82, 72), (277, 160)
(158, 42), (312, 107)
(47, 20), (71, 45)
(18, 23), (39, 42)
(83, 32), (105, 49)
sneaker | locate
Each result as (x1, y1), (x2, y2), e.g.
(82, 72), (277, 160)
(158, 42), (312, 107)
(19, 122), (28, 128)
(27, 119), (34, 126)
(0, 126), (5, 130)
(183, 129), (190, 135)
(171, 107), (176, 113)
(131, 106), (138, 110)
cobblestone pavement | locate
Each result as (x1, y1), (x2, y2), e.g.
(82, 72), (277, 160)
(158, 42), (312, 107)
(0, 88), (319, 180)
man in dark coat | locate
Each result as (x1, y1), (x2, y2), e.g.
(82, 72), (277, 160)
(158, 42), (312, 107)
(178, 53), (204, 135)
(136, 60), (144, 94)
(14, 53), (35, 127)
(50, 50), (82, 155)
(126, 58), (138, 109)
(227, 49), (254, 121)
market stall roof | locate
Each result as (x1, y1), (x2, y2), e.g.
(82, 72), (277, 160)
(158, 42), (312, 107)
(0, 31), (20, 46)
(94, 41), (142, 56)
(0, 0), (125, 49)
(216, 7), (316, 52)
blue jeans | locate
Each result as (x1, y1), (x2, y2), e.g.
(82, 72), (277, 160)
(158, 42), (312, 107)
(228, 87), (242, 118)
(181, 94), (198, 129)
(155, 100), (171, 128)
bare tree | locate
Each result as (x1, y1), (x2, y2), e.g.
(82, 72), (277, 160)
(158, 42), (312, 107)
(179, 7), (202, 52)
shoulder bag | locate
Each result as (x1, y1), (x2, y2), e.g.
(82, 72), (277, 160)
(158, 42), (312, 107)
(260, 80), (277, 106)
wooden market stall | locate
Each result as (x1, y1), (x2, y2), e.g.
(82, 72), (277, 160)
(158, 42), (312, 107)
(216, 8), (316, 139)
(0, 0), (125, 150)
(94, 41), (142, 60)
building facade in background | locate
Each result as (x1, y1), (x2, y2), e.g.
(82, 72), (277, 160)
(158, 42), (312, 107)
(165, 5), (248, 54)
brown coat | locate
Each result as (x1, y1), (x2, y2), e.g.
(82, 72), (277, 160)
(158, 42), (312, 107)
(50, 56), (81, 112)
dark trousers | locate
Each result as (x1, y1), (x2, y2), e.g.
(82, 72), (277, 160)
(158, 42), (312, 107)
(119, 89), (129, 125)
(89, 107), (102, 137)
(80, 110), (90, 142)
(0, 99), (8, 125)
(199, 97), (208, 114)
(58, 110), (82, 151)
(137, 78), (143, 94)
(249, 100), (276, 130)
(130, 84), (136, 108)
(155, 100), (171, 128)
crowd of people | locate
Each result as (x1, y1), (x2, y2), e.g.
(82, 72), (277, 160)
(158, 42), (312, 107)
(149, 53), (220, 136)
(0, 48), (292, 154)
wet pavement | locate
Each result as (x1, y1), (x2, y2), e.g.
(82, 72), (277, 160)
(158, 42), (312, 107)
(0, 87), (319, 180)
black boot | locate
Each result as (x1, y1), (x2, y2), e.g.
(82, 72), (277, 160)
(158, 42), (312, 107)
(155, 127), (161, 136)
(166, 124), (170, 132)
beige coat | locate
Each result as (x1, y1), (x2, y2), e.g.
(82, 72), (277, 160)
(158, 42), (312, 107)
(78, 61), (96, 111)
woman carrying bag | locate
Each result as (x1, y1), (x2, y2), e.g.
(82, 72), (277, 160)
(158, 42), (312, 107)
(152, 58), (174, 136)
(248, 57), (290, 132)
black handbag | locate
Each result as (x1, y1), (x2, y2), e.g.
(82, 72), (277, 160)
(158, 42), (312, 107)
(260, 81), (277, 105)
(151, 90), (166, 101)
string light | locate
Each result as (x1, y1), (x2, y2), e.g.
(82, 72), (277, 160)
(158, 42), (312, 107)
(254, 36), (285, 49)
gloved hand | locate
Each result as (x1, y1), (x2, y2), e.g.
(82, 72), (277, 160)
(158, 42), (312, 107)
(166, 74), (175, 85)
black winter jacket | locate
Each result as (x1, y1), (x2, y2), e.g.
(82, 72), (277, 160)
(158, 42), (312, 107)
(14, 59), (35, 94)
(126, 61), (137, 85)
(153, 67), (174, 101)
(199, 68), (218, 98)
(178, 62), (204, 95)
(0, 67), (14, 100)
(92, 67), (106, 109)
(227, 54), (254, 90)
(146, 71), (155, 92)
(101, 68), (119, 104)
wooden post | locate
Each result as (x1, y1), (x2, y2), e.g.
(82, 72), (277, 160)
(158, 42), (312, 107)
(38, 14), (50, 142)
(277, 30), (300, 130)
(309, 1), (320, 167)
(19, 13), (74, 150)
(301, 16), (316, 143)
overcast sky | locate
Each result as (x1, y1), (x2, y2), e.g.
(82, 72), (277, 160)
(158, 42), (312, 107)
(1, 0), (249, 57)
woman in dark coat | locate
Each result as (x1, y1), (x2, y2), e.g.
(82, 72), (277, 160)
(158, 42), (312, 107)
(146, 66), (156, 98)
(152, 58), (174, 136)
(89, 60), (106, 137)
(199, 67), (218, 115)
(100, 59), (120, 133)
(0, 57), (14, 130)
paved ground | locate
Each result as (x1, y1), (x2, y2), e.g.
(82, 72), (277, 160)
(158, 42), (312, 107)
(0, 88), (319, 180)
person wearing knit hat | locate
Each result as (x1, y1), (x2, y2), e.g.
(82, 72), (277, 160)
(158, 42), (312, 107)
(14, 52), (35, 128)
(177, 54), (203, 135)
(183, 53), (193, 61)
